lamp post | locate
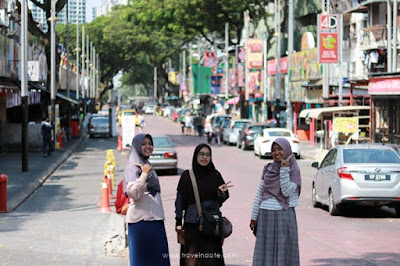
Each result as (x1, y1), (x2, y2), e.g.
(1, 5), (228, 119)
(21, 0), (28, 172)
(50, 0), (57, 151)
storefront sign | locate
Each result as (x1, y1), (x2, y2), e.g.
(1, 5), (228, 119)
(318, 14), (339, 63)
(333, 117), (358, 133)
(246, 39), (263, 69)
(267, 57), (288, 75)
(369, 76), (400, 95)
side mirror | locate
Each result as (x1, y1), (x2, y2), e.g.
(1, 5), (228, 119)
(311, 162), (319, 169)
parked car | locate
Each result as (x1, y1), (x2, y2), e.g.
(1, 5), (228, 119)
(311, 144), (400, 216)
(143, 104), (156, 114)
(253, 128), (301, 159)
(149, 135), (178, 175)
(237, 123), (270, 150)
(221, 119), (252, 145)
(88, 116), (110, 138)
(210, 114), (231, 132)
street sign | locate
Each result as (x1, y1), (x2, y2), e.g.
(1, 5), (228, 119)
(318, 14), (339, 63)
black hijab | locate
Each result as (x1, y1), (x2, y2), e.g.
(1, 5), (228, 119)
(177, 143), (226, 209)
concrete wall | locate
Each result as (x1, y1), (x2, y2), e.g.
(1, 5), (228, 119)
(6, 123), (43, 151)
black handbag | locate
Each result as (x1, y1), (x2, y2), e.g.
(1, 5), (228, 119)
(189, 169), (233, 238)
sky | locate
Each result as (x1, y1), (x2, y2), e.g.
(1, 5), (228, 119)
(86, 0), (101, 23)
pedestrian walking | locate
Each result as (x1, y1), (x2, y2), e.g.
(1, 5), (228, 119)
(175, 143), (233, 266)
(185, 112), (193, 136)
(250, 138), (302, 266)
(41, 118), (54, 158)
(123, 133), (170, 266)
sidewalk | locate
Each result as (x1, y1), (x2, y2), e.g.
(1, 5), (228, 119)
(0, 135), (87, 212)
(299, 140), (328, 163)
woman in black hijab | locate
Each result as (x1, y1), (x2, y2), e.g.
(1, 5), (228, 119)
(175, 143), (233, 266)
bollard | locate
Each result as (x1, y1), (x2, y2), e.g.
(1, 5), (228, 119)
(0, 174), (9, 213)
(117, 136), (122, 151)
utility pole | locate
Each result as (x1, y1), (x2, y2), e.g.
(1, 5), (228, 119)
(154, 67), (157, 100)
(262, 32), (268, 122)
(189, 43), (193, 97)
(392, 0), (397, 71)
(76, 21), (80, 100)
(81, 26), (85, 99)
(286, 0), (293, 129)
(21, 0), (28, 172)
(338, 14), (343, 106)
(51, 0), (57, 150)
(387, 0), (392, 73)
(274, 0), (281, 127)
(244, 10), (249, 101)
(225, 22), (229, 99)
(66, 1), (70, 99)
(181, 50), (186, 99)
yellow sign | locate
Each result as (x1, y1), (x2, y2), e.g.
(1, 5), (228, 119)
(333, 117), (358, 133)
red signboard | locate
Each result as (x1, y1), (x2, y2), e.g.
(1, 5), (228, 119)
(369, 77), (400, 95)
(267, 57), (288, 75)
(318, 14), (339, 63)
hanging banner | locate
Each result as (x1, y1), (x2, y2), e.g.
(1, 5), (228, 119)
(246, 39), (263, 69)
(318, 14), (339, 63)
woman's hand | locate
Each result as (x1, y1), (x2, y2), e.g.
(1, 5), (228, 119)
(141, 163), (152, 174)
(250, 220), (257, 236)
(218, 181), (234, 193)
(281, 154), (295, 167)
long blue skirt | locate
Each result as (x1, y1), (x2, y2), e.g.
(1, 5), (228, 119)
(128, 220), (170, 266)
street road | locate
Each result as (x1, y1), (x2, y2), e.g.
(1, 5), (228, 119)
(1, 114), (399, 265)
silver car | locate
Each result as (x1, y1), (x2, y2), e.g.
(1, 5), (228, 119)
(149, 135), (178, 175)
(88, 116), (110, 138)
(311, 144), (400, 216)
(222, 119), (252, 145)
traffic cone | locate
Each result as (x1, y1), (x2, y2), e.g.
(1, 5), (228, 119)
(99, 181), (112, 213)
(117, 136), (122, 151)
(107, 173), (116, 199)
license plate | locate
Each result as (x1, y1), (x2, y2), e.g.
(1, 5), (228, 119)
(365, 174), (390, 181)
(151, 155), (163, 159)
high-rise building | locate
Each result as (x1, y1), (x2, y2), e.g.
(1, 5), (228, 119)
(28, 0), (86, 32)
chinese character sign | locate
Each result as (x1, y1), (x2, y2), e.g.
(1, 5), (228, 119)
(318, 14), (339, 63)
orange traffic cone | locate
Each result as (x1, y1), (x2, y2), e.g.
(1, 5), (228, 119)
(107, 173), (116, 199)
(117, 136), (122, 151)
(99, 181), (112, 213)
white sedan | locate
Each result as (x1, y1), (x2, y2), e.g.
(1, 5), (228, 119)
(254, 128), (301, 159)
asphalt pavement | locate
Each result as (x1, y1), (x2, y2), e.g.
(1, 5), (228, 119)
(0, 126), (325, 213)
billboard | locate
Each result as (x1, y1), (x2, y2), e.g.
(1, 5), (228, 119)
(318, 14), (339, 63)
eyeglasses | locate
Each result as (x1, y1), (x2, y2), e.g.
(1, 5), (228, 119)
(198, 152), (211, 158)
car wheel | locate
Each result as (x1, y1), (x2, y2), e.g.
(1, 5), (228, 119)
(89, 134), (93, 138)
(328, 190), (341, 216)
(242, 141), (246, 151)
(395, 207), (400, 218)
(312, 184), (321, 208)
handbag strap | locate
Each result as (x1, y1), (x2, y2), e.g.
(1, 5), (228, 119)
(189, 169), (204, 231)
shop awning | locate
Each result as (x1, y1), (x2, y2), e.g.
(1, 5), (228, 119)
(30, 82), (79, 105)
(299, 106), (370, 119)
(226, 96), (239, 105)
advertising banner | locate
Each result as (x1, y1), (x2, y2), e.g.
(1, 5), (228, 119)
(318, 14), (339, 63)
(333, 117), (358, 134)
(246, 39), (263, 69)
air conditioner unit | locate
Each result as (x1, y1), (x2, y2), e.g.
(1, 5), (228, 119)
(0, 10), (9, 27)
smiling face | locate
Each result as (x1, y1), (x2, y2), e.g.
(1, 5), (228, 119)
(271, 142), (286, 163)
(197, 146), (211, 167)
(141, 137), (153, 157)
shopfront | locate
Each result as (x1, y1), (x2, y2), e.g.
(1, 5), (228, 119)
(369, 76), (400, 144)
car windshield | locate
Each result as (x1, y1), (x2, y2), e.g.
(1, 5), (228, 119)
(123, 111), (136, 116)
(343, 149), (400, 164)
(234, 122), (249, 129)
(153, 137), (172, 148)
(268, 131), (291, 137)
(251, 126), (268, 134)
(92, 117), (109, 125)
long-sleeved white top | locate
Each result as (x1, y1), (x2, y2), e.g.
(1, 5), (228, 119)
(251, 166), (299, 220)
